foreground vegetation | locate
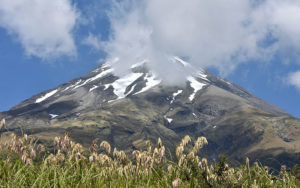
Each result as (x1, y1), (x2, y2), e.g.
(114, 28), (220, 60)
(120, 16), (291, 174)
(0, 120), (300, 187)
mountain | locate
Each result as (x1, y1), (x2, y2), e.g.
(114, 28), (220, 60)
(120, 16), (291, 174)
(1, 57), (300, 168)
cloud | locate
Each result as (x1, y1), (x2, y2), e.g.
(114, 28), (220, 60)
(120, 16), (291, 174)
(287, 71), (300, 90)
(102, 0), (300, 84)
(0, 0), (79, 59)
(82, 33), (101, 50)
(252, 0), (300, 58)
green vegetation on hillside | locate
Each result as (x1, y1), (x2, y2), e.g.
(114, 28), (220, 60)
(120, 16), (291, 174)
(0, 127), (299, 188)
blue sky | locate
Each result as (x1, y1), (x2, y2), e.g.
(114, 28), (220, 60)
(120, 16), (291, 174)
(0, 0), (300, 118)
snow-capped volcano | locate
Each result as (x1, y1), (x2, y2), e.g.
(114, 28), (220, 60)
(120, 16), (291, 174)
(1, 57), (299, 170)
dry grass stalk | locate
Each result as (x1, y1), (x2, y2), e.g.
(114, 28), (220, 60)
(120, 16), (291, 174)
(246, 157), (250, 177)
(0, 118), (5, 130)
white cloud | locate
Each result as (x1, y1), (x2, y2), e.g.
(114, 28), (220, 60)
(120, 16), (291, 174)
(82, 33), (101, 50)
(252, 0), (300, 57)
(0, 0), (79, 59)
(103, 0), (300, 84)
(288, 71), (300, 90)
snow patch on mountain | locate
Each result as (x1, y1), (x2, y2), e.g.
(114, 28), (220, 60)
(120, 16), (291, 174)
(135, 73), (161, 94)
(36, 89), (58, 103)
(111, 73), (143, 99)
(89, 69), (113, 82)
(62, 79), (81, 91)
(63, 85), (73, 92)
(171, 90), (183, 104)
(164, 115), (173, 123)
(188, 77), (206, 101)
(74, 69), (113, 89)
(104, 84), (111, 90)
(197, 71), (209, 82)
(49, 114), (59, 119)
(89, 85), (99, 92)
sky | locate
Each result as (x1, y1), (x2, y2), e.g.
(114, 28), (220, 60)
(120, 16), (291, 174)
(0, 0), (300, 117)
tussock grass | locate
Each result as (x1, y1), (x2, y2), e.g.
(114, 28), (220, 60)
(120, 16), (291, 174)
(0, 118), (299, 187)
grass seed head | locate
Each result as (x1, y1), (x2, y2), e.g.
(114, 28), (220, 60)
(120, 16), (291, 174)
(23, 134), (28, 142)
(75, 152), (81, 162)
(157, 138), (163, 148)
(37, 144), (45, 154)
(54, 137), (60, 147)
(202, 158), (208, 167)
(281, 165), (287, 177)
(22, 152), (32, 165)
(100, 141), (111, 154)
(228, 168), (235, 174)
(56, 150), (65, 162)
(264, 166), (269, 174)
(73, 143), (84, 153)
(168, 165), (173, 173)
(246, 157), (250, 168)
(246, 157), (251, 177)
(0, 118), (5, 130)
(187, 151), (195, 159)
(181, 135), (191, 147)
(13, 133), (18, 141)
(153, 148), (159, 157)
(198, 161), (203, 169)
(178, 156), (185, 167)
(160, 146), (165, 158)
(99, 154), (112, 166)
(146, 140), (152, 153)
(172, 178), (179, 188)
(132, 150), (140, 158)
(254, 162), (260, 173)
(64, 133), (70, 144)
(252, 180), (258, 188)
(90, 139), (98, 152)
(192, 136), (208, 153)
(29, 146), (36, 159)
(145, 156), (151, 167)
(175, 145), (184, 158)
(46, 154), (57, 164)
(89, 153), (96, 162)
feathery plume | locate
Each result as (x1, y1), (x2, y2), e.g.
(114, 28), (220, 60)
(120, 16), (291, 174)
(100, 141), (111, 154)
(29, 146), (36, 159)
(146, 140), (152, 153)
(0, 118), (5, 130)
(181, 135), (191, 147)
(157, 138), (163, 148)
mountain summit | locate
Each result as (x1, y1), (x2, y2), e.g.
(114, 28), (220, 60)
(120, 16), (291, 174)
(1, 57), (300, 168)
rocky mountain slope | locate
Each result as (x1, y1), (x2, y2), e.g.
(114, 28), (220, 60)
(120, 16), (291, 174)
(1, 57), (300, 168)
